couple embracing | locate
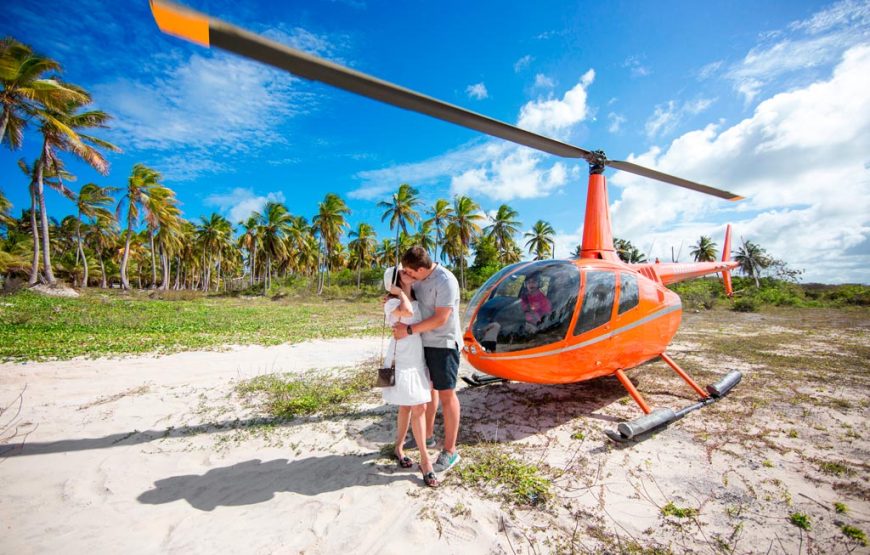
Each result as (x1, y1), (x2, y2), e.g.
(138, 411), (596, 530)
(381, 246), (462, 488)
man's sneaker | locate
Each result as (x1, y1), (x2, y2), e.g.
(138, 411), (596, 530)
(433, 450), (461, 473)
(403, 435), (436, 450)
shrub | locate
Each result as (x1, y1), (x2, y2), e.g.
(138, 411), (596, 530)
(732, 296), (760, 312)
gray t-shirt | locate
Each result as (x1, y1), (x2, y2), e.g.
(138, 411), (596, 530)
(412, 264), (463, 350)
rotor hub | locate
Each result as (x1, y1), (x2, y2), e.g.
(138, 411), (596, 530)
(589, 150), (607, 175)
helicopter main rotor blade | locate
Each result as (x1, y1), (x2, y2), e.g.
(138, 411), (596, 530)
(606, 159), (744, 201)
(149, 0), (591, 161)
(149, 0), (743, 201)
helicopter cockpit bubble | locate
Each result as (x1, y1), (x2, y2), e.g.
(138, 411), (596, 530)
(469, 261), (580, 354)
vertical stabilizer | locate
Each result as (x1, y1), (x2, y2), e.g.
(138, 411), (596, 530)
(721, 224), (734, 297)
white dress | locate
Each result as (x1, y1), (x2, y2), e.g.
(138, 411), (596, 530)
(382, 298), (431, 406)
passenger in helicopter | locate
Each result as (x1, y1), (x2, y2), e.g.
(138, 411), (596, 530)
(481, 321), (500, 352)
(520, 274), (551, 333)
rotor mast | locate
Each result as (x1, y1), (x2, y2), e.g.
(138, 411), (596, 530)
(580, 152), (619, 261)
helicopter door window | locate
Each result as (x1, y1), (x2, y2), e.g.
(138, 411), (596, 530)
(574, 271), (616, 336)
(618, 272), (639, 315)
(470, 261), (579, 353)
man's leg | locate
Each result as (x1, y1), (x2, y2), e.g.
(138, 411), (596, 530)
(439, 389), (460, 454)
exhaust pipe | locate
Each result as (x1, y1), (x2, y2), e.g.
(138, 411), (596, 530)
(706, 370), (742, 398)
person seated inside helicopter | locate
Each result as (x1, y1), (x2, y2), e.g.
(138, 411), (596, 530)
(520, 273), (552, 333)
(480, 321), (501, 353)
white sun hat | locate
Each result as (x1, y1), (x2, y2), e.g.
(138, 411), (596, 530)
(383, 265), (402, 292)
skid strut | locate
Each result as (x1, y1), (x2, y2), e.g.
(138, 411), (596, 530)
(606, 354), (743, 442)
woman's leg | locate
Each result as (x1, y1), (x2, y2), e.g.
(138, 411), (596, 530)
(425, 387), (438, 439)
(395, 405), (412, 457)
(410, 404), (432, 473)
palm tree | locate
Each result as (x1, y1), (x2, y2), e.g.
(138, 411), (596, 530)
(285, 215), (312, 276)
(152, 188), (182, 290)
(74, 183), (116, 287)
(614, 237), (647, 263)
(313, 193), (350, 294)
(735, 239), (769, 288)
(238, 214), (260, 287)
(425, 198), (452, 264)
(449, 195), (484, 289)
(0, 38), (87, 150)
(196, 213), (232, 292)
(118, 164), (160, 290)
(258, 201), (292, 292)
(34, 89), (119, 285)
(0, 188), (12, 229)
(412, 219), (436, 255)
(84, 213), (118, 288)
(690, 236), (717, 262)
(348, 222), (377, 288)
(378, 183), (422, 270)
(376, 238), (395, 267)
(525, 220), (555, 260)
(485, 204), (521, 264)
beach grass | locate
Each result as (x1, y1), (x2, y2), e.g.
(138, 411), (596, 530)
(0, 289), (382, 361)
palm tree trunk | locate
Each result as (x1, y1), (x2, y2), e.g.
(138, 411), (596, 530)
(120, 226), (133, 290)
(98, 255), (107, 288)
(250, 243), (256, 287)
(265, 255), (271, 294)
(0, 109), (9, 147)
(36, 163), (56, 285)
(356, 261), (361, 289)
(316, 236), (324, 295)
(28, 185), (40, 285)
(76, 218), (89, 287)
(149, 230), (157, 288)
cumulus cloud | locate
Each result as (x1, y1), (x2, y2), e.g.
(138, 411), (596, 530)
(608, 112), (626, 133)
(204, 188), (287, 224)
(611, 45), (870, 282)
(350, 68), (596, 202)
(723, 0), (870, 102)
(466, 82), (489, 100)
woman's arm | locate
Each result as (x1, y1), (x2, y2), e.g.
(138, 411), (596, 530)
(390, 287), (414, 318)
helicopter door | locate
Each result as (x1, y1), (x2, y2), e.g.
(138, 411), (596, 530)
(573, 270), (616, 337)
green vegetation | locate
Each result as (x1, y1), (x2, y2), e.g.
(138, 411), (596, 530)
(236, 366), (375, 418)
(669, 278), (870, 312)
(789, 512), (811, 530)
(661, 502), (698, 519)
(817, 460), (851, 477)
(456, 444), (552, 507)
(0, 290), (380, 360)
(834, 502), (848, 514)
(841, 524), (868, 546)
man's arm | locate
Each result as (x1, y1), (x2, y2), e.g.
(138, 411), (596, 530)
(392, 306), (451, 339)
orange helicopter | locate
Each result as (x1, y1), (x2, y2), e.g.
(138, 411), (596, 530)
(149, 0), (744, 441)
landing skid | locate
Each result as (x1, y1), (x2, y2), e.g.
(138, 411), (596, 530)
(461, 372), (509, 388)
(606, 364), (743, 443)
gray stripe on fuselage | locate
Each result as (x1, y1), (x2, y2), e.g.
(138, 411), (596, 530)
(478, 302), (682, 361)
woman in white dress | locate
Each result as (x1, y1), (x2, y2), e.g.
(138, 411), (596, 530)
(382, 266), (437, 487)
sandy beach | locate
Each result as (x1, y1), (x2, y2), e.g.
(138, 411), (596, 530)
(2, 315), (868, 554)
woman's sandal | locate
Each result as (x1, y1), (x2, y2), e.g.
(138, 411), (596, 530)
(394, 452), (413, 469)
(422, 471), (439, 488)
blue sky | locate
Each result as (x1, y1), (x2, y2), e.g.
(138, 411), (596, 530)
(2, 0), (868, 283)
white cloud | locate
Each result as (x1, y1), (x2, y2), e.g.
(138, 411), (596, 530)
(608, 112), (626, 133)
(204, 188), (287, 224)
(612, 45), (870, 283)
(466, 82), (489, 100)
(514, 55), (534, 72)
(517, 69), (594, 137)
(534, 74), (555, 88)
(351, 69), (595, 202)
(623, 56), (651, 78)
(644, 98), (715, 139)
(724, 0), (870, 102)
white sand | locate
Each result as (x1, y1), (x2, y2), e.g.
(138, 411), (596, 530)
(2, 335), (868, 553)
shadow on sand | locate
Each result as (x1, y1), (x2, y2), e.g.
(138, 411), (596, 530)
(3, 374), (632, 458)
(137, 455), (412, 511)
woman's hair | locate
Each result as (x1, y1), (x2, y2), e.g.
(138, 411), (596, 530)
(385, 269), (416, 300)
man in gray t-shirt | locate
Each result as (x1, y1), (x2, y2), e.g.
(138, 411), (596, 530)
(393, 246), (463, 476)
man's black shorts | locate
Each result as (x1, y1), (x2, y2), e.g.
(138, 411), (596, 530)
(424, 346), (460, 391)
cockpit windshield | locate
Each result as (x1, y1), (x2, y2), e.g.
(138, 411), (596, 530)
(470, 261), (580, 353)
